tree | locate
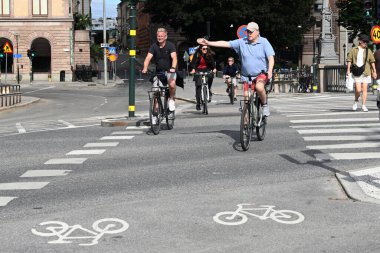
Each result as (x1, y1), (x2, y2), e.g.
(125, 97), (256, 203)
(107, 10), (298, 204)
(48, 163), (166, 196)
(143, 0), (315, 63)
(74, 13), (92, 30)
(336, 0), (376, 40)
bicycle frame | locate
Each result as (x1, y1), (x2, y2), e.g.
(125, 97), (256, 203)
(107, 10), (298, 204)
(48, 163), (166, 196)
(195, 71), (212, 115)
(229, 204), (278, 220)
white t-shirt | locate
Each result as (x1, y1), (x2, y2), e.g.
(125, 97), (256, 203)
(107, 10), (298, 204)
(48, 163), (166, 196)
(357, 47), (364, 67)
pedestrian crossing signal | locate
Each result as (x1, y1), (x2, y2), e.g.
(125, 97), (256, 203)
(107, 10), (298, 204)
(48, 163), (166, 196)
(27, 49), (36, 59)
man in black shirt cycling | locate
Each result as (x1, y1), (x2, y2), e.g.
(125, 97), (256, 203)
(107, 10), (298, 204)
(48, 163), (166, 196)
(142, 28), (178, 112)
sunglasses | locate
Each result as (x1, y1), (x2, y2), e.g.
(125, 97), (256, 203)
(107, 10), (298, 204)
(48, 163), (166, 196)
(202, 47), (208, 50)
(247, 30), (254, 34)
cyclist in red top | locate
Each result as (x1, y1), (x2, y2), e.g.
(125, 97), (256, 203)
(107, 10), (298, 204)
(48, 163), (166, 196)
(190, 45), (217, 110)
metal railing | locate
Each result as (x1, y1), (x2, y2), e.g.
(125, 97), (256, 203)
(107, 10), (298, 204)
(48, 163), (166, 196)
(0, 84), (22, 107)
(318, 65), (347, 92)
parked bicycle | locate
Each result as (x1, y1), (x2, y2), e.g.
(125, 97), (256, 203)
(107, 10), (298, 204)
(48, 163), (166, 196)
(239, 72), (270, 151)
(194, 70), (213, 115)
(147, 71), (175, 135)
(213, 204), (305, 225)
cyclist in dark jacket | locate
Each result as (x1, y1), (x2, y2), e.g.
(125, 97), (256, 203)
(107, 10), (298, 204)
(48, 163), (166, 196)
(223, 57), (240, 101)
(190, 45), (217, 110)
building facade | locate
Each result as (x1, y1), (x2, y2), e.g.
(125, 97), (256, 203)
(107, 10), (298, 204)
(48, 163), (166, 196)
(0, 0), (91, 83)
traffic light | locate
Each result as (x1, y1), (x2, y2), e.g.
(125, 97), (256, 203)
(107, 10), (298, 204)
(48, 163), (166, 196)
(364, 0), (373, 19)
(27, 49), (36, 59)
(0, 47), (4, 60)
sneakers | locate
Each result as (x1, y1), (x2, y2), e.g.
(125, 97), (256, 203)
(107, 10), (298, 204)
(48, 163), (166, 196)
(196, 104), (201, 111)
(234, 97), (237, 102)
(362, 105), (369, 112)
(352, 102), (358, 111)
(168, 99), (175, 111)
(262, 104), (270, 117)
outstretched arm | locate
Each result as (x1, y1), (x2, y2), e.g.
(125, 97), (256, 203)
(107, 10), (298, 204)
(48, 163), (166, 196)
(197, 38), (231, 48)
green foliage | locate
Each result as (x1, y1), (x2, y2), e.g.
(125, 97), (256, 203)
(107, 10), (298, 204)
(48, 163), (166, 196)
(90, 44), (103, 63)
(143, 0), (315, 54)
(336, 0), (377, 40)
(74, 13), (92, 30)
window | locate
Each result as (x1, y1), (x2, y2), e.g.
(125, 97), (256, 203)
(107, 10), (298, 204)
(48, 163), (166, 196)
(0, 0), (10, 15)
(33, 0), (48, 15)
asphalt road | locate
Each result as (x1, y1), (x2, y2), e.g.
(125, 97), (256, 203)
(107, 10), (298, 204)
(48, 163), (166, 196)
(0, 84), (379, 252)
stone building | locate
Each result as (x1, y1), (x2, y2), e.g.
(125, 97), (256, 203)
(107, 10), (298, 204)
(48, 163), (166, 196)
(0, 0), (91, 83)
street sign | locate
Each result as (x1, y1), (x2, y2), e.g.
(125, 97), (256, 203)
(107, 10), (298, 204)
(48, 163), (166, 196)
(183, 51), (190, 62)
(100, 43), (109, 48)
(108, 47), (116, 55)
(13, 54), (22, 58)
(3, 42), (13, 54)
(371, 25), (380, 44)
(108, 54), (118, 62)
(237, 25), (247, 39)
(189, 47), (196, 55)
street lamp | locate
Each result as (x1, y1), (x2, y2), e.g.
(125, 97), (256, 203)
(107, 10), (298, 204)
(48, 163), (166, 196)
(14, 33), (20, 84)
(297, 25), (303, 69)
(343, 44), (346, 65)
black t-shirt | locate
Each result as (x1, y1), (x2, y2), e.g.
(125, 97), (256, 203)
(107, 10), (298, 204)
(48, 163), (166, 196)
(223, 64), (240, 77)
(148, 41), (176, 72)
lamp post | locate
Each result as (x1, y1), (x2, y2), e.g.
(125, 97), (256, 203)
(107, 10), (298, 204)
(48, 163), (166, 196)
(14, 33), (20, 84)
(343, 44), (346, 65)
(103, 0), (107, 85)
(297, 25), (303, 69)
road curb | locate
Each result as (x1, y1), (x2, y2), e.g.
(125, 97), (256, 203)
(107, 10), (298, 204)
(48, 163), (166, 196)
(0, 97), (41, 112)
(335, 172), (380, 204)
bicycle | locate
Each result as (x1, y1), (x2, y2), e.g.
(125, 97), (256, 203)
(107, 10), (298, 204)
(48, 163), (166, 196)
(224, 74), (238, 105)
(213, 204), (305, 225)
(239, 72), (270, 151)
(195, 70), (213, 115)
(147, 71), (175, 135)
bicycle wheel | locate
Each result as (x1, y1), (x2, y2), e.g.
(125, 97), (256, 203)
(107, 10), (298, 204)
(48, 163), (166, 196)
(213, 211), (248, 226)
(149, 93), (161, 135)
(255, 96), (266, 141)
(202, 85), (208, 115)
(31, 221), (69, 237)
(229, 83), (234, 104)
(270, 210), (305, 224)
(240, 100), (252, 151)
(92, 218), (129, 234)
(164, 93), (174, 130)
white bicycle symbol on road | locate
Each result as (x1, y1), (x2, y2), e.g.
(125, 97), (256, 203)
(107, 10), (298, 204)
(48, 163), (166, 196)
(213, 204), (305, 225)
(31, 218), (129, 246)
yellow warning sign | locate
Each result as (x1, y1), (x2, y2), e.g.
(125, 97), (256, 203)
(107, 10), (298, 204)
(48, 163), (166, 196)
(3, 42), (13, 54)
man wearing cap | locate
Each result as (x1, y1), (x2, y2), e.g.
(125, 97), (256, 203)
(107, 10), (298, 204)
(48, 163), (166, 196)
(197, 22), (275, 116)
(347, 34), (376, 112)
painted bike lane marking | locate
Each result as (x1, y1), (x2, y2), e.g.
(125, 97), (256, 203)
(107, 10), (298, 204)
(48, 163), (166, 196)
(213, 204), (305, 226)
(31, 218), (129, 247)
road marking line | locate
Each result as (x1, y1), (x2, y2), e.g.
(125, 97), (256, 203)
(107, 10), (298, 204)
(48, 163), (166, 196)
(307, 142), (380, 150)
(291, 118), (378, 124)
(20, 170), (71, 177)
(23, 86), (55, 94)
(44, 158), (87, 164)
(66, 149), (106, 155)
(303, 135), (380, 141)
(100, 136), (134, 140)
(315, 152), (380, 161)
(84, 142), (119, 147)
(349, 167), (380, 177)
(291, 123), (380, 128)
(126, 126), (149, 129)
(16, 123), (26, 133)
(112, 131), (143, 135)
(58, 120), (76, 128)
(0, 197), (17, 206)
(0, 182), (49, 190)
(297, 128), (380, 134)
(286, 111), (377, 117)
